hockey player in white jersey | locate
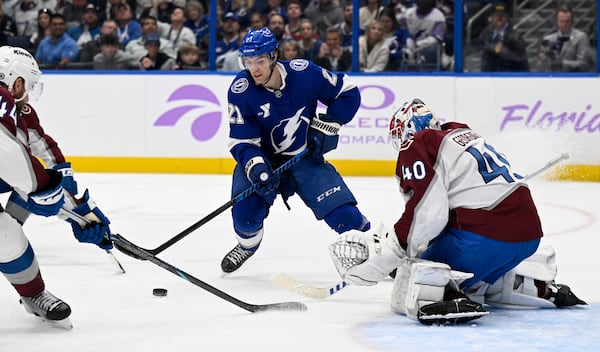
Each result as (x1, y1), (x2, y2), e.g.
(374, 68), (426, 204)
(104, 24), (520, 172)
(329, 98), (586, 324)
(0, 46), (112, 329)
(222, 27), (371, 273)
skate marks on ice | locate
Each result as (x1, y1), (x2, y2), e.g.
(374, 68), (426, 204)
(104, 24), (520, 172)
(360, 304), (600, 352)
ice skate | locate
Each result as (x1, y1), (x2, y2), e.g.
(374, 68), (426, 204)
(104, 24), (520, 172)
(545, 282), (587, 307)
(418, 298), (489, 325)
(20, 290), (73, 330)
(221, 244), (255, 273)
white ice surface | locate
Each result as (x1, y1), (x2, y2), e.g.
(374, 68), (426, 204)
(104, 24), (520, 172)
(0, 174), (598, 351)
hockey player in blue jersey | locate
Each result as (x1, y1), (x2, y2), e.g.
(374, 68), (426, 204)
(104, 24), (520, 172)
(221, 27), (371, 273)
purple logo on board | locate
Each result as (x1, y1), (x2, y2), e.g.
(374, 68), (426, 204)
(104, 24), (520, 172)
(499, 100), (599, 133)
(154, 85), (222, 141)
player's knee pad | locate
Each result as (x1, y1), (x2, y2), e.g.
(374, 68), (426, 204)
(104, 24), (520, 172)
(323, 204), (370, 234)
(0, 212), (30, 263)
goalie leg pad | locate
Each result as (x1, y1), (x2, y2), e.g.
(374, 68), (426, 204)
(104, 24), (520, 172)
(469, 245), (561, 309)
(479, 270), (556, 308)
(391, 258), (487, 324)
(390, 259), (451, 319)
(329, 223), (404, 286)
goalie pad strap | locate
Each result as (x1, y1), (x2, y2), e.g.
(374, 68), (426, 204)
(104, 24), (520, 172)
(310, 114), (341, 136)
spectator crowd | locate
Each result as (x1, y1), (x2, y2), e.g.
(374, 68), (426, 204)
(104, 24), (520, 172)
(0, 0), (595, 72)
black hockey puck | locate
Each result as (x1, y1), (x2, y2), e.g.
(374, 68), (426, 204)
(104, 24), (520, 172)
(152, 288), (168, 297)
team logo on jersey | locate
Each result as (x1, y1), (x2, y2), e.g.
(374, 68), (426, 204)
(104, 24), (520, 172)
(154, 84), (221, 141)
(231, 78), (249, 94)
(289, 59), (309, 71)
(271, 107), (310, 154)
(21, 104), (32, 115)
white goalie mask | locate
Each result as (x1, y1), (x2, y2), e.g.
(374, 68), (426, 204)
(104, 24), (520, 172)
(0, 46), (43, 101)
(389, 98), (440, 149)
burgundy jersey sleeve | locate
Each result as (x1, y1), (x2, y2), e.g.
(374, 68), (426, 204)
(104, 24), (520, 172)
(0, 87), (53, 193)
(18, 103), (66, 167)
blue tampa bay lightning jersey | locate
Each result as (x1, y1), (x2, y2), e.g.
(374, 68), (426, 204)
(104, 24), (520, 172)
(227, 59), (361, 166)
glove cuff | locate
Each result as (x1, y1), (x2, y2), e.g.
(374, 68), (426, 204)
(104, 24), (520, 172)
(310, 114), (341, 136)
(244, 156), (266, 181)
(53, 162), (73, 176)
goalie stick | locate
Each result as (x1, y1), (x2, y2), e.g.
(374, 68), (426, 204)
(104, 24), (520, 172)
(272, 152), (571, 299)
(272, 273), (348, 299)
(114, 149), (309, 260)
(61, 208), (307, 313)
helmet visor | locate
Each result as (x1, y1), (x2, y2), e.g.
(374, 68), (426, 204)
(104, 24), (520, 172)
(28, 80), (44, 101)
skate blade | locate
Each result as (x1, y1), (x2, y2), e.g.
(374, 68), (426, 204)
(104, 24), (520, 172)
(41, 317), (73, 330)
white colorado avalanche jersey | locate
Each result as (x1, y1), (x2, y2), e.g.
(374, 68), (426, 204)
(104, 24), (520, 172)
(394, 122), (543, 257)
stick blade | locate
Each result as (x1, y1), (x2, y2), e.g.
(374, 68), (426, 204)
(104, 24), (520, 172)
(106, 250), (126, 273)
(272, 273), (345, 299)
(248, 301), (308, 313)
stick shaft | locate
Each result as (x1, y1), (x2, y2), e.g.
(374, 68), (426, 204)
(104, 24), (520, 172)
(145, 149), (309, 256)
(112, 234), (306, 312)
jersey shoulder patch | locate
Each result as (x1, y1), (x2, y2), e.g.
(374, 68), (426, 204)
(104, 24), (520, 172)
(21, 104), (32, 115)
(289, 59), (309, 71)
(230, 78), (249, 94)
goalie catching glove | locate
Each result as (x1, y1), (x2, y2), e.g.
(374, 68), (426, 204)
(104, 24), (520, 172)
(329, 223), (405, 286)
(65, 189), (113, 250)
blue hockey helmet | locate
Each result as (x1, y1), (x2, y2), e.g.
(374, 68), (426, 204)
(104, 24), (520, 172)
(239, 27), (279, 61)
(389, 98), (440, 148)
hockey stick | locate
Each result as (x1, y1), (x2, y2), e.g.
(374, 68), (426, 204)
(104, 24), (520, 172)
(114, 149), (309, 260)
(111, 233), (307, 313)
(59, 208), (126, 274)
(273, 152), (571, 299)
(272, 273), (348, 299)
(61, 208), (307, 312)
